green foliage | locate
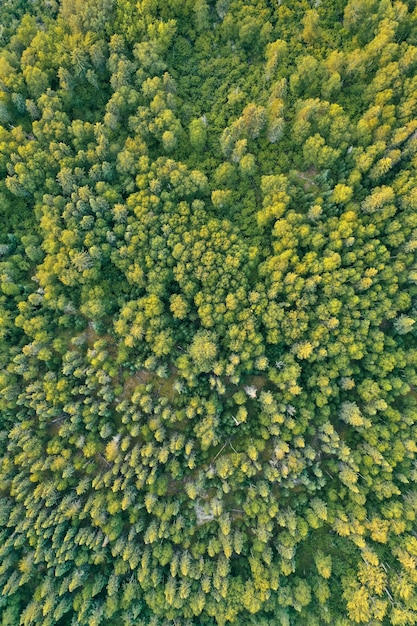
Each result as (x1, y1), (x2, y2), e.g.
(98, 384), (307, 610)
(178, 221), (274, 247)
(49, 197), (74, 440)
(1, 0), (417, 624)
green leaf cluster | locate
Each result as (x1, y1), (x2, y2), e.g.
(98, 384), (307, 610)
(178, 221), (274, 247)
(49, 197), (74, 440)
(1, 0), (417, 624)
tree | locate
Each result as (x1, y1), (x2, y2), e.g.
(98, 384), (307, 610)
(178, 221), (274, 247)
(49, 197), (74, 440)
(315, 551), (332, 579)
(394, 315), (415, 335)
(301, 10), (320, 46)
(189, 118), (207, 152)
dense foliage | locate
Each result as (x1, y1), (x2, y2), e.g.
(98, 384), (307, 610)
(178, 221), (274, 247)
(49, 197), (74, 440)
(1, 0), (417, 624)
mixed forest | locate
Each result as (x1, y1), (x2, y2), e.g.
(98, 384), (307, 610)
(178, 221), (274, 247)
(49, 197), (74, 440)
(1, 0), (417, 624)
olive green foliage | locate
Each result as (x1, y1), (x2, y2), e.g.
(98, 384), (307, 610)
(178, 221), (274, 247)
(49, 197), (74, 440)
(1, 0), (417, 624)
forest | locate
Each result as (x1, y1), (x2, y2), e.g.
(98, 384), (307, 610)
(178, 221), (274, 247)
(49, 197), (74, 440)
(1, 0), (417, 624)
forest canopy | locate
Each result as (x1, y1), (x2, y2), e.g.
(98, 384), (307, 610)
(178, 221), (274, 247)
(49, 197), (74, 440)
(1, 0), (417, 624)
